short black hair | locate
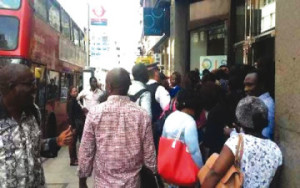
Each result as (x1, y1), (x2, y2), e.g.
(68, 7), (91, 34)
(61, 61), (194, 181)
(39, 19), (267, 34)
(132, 63), (149, 84)
(89, 76), (97, 83)
(106, 68), (131, 95)
(176, 89), (200, 112)
(171, 71), (182, 85)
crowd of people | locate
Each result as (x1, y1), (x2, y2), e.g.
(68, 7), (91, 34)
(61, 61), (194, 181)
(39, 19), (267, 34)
(0, 60), (282, 188)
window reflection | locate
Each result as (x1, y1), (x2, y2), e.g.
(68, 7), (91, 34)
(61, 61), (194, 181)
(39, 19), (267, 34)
(0, 16), (19, 50)
(0, 0), (20, 10)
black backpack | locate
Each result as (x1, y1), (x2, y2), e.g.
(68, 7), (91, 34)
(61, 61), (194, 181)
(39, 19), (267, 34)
(129, 89), (148, 105)
(153, 99), (175, 150)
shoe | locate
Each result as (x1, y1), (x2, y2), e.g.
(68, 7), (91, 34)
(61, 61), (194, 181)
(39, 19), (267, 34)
(70, 160), (78, 166)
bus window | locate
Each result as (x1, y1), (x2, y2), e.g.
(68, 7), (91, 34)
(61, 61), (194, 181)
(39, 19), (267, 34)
(47, 70), (59, 100)
(0, 16), (19, 50)
(61, 9), (71, 39)
(80, 32), (85, 50)
(0, 0), (21, 10)
(73, 26), (79, 46)
(48, 1), (60, 32)
(60, 73), (72, 102)
(34, 0), (47, 21)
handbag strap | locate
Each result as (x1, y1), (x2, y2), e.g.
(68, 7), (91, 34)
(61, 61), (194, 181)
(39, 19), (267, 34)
(234, 134), (244, 170)
(171, 126), (185, 148)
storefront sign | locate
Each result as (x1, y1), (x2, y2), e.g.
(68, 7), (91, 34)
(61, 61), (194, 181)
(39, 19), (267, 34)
(144, 8), (164, 36)
(199, 55), (227, 76)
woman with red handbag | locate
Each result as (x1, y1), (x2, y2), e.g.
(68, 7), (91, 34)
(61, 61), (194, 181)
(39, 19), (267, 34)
(158, 89), (203, 187)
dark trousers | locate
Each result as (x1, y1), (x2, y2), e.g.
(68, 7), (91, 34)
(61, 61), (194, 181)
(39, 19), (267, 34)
(68, 120), (84, 162)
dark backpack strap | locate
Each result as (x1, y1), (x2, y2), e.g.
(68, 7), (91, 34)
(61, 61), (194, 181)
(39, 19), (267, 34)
(133, 89), (148, 102)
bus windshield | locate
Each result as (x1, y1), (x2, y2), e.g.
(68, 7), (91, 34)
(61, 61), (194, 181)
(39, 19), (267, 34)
(0, 16), (19, 50)
(0, 0), (21, 10)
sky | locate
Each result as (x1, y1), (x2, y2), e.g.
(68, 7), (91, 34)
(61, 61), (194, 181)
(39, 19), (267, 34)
(57, 0), (143, 71)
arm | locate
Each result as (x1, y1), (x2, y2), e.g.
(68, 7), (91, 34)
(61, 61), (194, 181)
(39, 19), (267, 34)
(140, 91), (152, 120)
(78, 110), (97, 185)
(202, 145), (235, 188)
(76, 90), (85, 108)
(41, 126), (73, 158)
(67, 100), (76, 128)
(155, 86), (171, 109)
(184, 120), (203, 168)
(142, 115), (157, 173)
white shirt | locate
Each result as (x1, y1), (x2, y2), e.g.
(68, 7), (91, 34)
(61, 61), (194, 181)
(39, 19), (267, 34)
(128, 80), (152, 119)
(225, 134), (282, 188)
(77, 88), (104, 111)
(147, 79), (170, 109)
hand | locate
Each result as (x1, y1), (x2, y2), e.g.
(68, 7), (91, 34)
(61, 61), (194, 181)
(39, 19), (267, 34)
(82, 107), (89, 115)
(224, 125), (234, 137)
(56, 126), (73, 146)
(79, 178), (88, 188)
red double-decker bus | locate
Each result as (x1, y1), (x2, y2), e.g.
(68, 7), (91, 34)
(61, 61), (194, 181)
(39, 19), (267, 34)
(0, 0), (86, 137)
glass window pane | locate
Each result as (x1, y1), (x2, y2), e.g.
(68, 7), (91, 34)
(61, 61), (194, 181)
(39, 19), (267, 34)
(0, 16), (19, 50)
(48, 2), (60, 32)
(34, 0), (47, 21)
(80, 32), (85, 50)
(73, 27), (79, 46)
(0, 0), (21, 10)
(61, 10), (71, 39)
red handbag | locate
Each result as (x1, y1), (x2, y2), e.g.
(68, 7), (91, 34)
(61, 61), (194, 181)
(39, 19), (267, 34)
(157, 128), (200, 186)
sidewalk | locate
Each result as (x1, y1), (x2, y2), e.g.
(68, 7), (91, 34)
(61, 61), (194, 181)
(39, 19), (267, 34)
(43, 147), (93, 188)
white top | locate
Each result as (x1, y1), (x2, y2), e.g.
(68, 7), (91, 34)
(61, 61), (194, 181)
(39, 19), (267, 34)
(128, 80), (152, 119)
(225, 134), (282, 188)
(77, 88), (104, 111)
(147, 79), (170, 109)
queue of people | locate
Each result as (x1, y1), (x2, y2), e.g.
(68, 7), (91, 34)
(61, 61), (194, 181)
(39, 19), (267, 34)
(0, 62), (282, 188)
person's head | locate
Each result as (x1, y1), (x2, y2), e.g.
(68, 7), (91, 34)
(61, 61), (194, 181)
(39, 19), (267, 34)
(0, 64), (37, 109)
(159, 72), (169, 90)
(68, 86), (78, 98)
(105, 68), (131, 96)
(202, 69), (210, 77)
(182, 70), (200, 90)
(244, 71), (265, 96)
(132, 63), (149, 84)
(89, 76), (98, 90)
(176, 89), (201, 114)
(202, 72), (216, 84)
(147, 63), (160, 82)
(219, 65), (229, 75)
(200, 82), (224, 111)
(170, 71), (181, 87)
(235, 96), (268, 134)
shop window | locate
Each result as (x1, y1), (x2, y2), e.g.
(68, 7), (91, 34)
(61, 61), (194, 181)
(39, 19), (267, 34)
(61, 9), (71, 39)
(48, 1), (60, 32)
(34, 0), (47, 21)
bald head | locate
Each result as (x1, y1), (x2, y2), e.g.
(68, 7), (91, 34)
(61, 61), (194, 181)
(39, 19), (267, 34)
(105, 68), (131, 96)
(0, 64), (32, 95)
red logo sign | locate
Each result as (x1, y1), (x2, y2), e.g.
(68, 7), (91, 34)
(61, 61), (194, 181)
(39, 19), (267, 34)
(92, 6), (106, 18)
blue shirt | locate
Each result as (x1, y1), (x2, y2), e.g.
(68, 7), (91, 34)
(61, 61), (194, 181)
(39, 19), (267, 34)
(259, 92), (275, 139)
(162, 111), (203, 168)
(169, 85), (181, 98)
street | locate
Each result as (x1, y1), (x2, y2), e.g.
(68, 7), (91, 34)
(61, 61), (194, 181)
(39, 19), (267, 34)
(44, 147), (93, 188)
